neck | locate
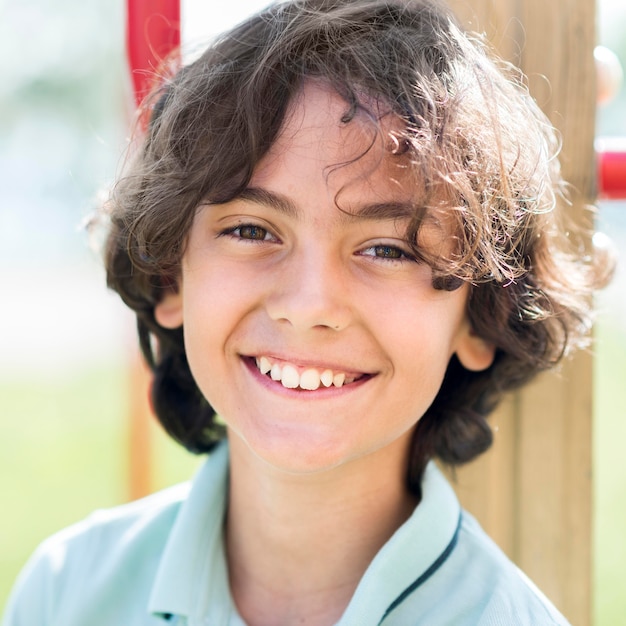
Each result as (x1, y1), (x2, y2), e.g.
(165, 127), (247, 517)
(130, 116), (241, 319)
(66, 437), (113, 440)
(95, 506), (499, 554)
(225, 433), (418, 626)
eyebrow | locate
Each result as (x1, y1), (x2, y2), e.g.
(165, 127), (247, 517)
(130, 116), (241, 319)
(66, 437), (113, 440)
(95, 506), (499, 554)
(237, 187), (418, 222)
(237, 187), (299, 217)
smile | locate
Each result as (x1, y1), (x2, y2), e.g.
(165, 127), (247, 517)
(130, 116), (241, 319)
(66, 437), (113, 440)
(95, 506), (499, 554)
(254, 356), (365, 391)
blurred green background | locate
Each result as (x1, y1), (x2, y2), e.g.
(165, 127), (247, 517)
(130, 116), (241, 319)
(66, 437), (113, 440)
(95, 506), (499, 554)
(1, 0), (625, 624)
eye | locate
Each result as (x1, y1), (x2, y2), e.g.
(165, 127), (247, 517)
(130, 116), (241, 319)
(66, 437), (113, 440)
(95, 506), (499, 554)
(373, 245), (403, 259)
(360, 244), (414, 261)
(237, 224), (270, 240)
(220, 223), (278, 242)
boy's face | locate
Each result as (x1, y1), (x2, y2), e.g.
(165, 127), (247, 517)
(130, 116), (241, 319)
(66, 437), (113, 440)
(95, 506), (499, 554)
(156, 81), (494, 476)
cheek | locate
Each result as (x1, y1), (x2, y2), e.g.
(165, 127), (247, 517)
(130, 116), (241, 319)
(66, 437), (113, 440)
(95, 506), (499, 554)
(182, 260), (251, 329)
(378, 297), (466, 383)
(180, 264), (261, 400)
(181, 273), (233, 374)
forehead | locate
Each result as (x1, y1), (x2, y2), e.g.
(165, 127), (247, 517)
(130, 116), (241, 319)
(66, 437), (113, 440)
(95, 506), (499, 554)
(250, 80), (421, 208)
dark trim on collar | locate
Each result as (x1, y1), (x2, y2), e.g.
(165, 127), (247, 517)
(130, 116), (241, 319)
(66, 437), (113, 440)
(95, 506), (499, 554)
(377, 511), (463, 625)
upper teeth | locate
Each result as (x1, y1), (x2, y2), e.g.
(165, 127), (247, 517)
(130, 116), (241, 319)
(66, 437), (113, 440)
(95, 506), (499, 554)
(256, 356), (355, 391)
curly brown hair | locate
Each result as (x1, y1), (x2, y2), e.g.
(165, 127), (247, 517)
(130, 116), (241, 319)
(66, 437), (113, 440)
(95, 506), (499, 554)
(104, 0), (605, 494)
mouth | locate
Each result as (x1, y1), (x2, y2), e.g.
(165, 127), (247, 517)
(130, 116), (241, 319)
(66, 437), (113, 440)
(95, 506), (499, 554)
(249, 355), (370, 391)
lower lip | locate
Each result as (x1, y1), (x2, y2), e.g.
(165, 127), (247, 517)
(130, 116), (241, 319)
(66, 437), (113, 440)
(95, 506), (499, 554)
(241, 357), (372, 398)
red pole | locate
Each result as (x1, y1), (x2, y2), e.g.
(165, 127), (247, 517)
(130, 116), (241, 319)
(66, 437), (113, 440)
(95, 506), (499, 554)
(126, 0), (181, 107)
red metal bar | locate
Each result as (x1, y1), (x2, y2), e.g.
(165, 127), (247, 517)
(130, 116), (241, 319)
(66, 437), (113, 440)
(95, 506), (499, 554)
(126, 0), (181, 107)
(597, 138), (626, 201)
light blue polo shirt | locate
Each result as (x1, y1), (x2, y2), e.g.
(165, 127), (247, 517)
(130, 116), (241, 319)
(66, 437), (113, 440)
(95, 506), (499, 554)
(3, 442), (570, 625)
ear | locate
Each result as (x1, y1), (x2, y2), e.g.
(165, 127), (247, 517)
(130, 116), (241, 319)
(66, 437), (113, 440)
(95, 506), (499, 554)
(455, 323), (496, 372)
(154, 288), (183, 329)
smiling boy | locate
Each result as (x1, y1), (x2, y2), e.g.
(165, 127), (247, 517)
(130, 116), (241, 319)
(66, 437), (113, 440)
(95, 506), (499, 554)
(3, 1), (605, 625)
(155, 82), (494, 483)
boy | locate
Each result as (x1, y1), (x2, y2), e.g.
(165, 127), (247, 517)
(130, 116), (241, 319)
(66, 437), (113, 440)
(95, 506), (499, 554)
(4, 0), (604, 624)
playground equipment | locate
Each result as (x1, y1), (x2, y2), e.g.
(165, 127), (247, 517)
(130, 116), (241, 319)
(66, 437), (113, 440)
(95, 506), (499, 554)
(126, 1), (625, 199)
(126, 0), (180, 107)
(597, 137), (626, 199)
(596, 45), (625, 200)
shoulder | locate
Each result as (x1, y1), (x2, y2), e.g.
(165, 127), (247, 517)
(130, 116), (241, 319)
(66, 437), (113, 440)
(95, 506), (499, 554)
(382, 509), (571, 625)
(344, 463), (571, 626)
(453, 512), (571, 625)
(3, 482), (189, 626)
(39, 480), (190, 578)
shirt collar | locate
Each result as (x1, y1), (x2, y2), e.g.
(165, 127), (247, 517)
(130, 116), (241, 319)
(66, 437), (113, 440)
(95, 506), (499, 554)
(147, 444), (460, 625)
(337, 461), (461, 624)
(148, 441), (233, 622)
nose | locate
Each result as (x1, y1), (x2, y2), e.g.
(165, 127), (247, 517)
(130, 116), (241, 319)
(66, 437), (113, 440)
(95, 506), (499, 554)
(265, 245), (352, 332)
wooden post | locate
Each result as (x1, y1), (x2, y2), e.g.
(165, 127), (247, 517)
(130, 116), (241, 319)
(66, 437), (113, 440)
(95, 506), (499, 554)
(446, 1), (596, 624)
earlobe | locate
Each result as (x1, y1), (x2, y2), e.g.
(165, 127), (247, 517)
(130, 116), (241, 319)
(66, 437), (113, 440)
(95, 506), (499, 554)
(455, 326), (496, 372)
(154, 289), (184, 329)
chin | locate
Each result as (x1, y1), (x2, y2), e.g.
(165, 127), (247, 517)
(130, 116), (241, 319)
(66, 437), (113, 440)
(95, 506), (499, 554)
(235, 426), (366, 476)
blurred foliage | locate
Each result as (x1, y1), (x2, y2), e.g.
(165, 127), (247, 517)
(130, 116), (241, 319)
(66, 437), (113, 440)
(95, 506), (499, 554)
(597, 0), (626, 135)
(0, 0), (128, 266)
(594, 320), (626, 625)
(0, 366), (201, 612)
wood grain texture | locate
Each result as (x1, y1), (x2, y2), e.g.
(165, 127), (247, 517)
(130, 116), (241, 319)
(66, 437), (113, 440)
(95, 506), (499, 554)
(444, 1), (596, 623)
